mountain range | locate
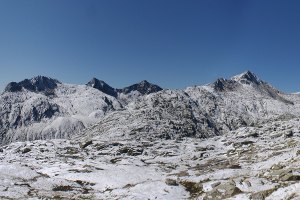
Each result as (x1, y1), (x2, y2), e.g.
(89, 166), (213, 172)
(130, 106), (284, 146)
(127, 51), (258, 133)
(0, 71), (299, 145)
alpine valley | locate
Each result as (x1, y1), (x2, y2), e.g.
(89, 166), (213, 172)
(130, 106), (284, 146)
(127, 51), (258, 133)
(1, 71), (300, 199)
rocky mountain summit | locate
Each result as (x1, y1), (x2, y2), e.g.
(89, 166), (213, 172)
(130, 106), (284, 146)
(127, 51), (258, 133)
(5, 76), (61, 94)
(1, 71), (300, 199)
(232, 70), (261, 84)
(86, 78), (118, 97)
(117, 80), (163, 95)
(86, 78), (163, 98)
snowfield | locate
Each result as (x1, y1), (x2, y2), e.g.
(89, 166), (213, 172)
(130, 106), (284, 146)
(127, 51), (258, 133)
(1, 118), (300, 199)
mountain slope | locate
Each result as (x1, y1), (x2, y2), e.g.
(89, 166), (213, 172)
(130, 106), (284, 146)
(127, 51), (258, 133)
(81, 71), (299, 141)
(187, 71), (296, 129)
(0, 77), (123, 144)
(80, 90), (219, 141)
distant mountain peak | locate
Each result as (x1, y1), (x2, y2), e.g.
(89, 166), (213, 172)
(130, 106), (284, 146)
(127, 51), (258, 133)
(231, 70), (261, 85)
(4, 76), (61, 93)
(87, 78), (163, 97)
(86, 78), (117, 97)
(29, 76), (61, 88)
(31, 75), (60, 83)
(119, 80), (163, 95)
(88, 78), (108, 87)
(139, 80), (150, 84)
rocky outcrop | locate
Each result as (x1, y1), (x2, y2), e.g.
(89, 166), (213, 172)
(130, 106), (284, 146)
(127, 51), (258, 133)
(212, 78), (239, 92)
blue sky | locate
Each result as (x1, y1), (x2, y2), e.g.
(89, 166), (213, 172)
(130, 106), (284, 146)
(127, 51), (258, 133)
(1, 0), (300, 92)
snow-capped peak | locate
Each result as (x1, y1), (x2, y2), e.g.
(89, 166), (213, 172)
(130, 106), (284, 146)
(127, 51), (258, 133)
(231, 70), (261, 85)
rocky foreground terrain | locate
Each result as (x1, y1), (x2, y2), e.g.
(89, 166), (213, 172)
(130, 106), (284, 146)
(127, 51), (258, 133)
(1, 117), (300, 199)
(2, 71), (300, 199)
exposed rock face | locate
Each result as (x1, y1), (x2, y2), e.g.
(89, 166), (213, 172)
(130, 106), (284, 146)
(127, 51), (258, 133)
(86, 78), (117, 97)
(212, 78), (239, 92)
(117, 80), (163, 95)
(4, 76), (61, 93)
(86, 79), (163, 105)
(204, 181), (242, 199)
(86, 79), (163, 97)
(4, 82), (22, 92)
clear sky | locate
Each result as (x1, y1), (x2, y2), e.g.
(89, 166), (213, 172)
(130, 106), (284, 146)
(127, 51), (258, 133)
(1, 0), (300, 92)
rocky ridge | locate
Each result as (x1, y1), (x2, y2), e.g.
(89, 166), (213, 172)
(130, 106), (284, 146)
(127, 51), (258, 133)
(86, 78), (163, 98)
